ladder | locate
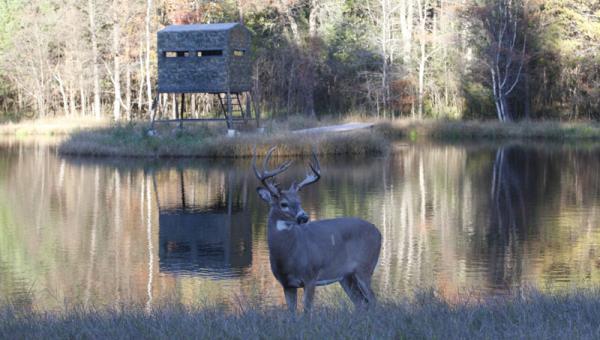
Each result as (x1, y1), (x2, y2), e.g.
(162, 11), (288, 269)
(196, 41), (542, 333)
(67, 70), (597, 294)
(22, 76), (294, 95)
(217, 93), (247, 124)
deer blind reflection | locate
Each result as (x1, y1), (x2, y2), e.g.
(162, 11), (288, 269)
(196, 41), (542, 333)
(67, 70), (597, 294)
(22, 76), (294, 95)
(154, 169), (252, 278)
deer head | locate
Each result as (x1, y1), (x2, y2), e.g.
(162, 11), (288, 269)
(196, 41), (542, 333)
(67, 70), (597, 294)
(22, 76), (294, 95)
(253, 146), (321, 225)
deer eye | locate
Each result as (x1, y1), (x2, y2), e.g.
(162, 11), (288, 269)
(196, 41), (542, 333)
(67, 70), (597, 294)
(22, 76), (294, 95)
(280, 202), (289, 209)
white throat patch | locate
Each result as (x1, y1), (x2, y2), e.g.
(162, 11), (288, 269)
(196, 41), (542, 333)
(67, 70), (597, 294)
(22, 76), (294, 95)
(276, 220), (293, 231)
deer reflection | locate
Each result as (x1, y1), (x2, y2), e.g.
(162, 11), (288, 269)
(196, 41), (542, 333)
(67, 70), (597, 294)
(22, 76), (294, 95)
(156, 168), (252, 278)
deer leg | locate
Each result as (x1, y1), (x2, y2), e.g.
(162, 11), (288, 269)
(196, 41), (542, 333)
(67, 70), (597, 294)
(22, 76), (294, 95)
(340, 275), (368, 307)
(353, 274), (377, 306)
(284, 287), (297, 314)
(303, 284), (316, 313)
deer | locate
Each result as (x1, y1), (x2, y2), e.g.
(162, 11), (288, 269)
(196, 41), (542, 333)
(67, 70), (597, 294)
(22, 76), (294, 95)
(252, 146), (382, 313)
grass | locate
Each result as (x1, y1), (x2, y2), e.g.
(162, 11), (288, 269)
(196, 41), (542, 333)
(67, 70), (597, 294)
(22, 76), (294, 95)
(0, 116), (110, 136)
(3, 289), (600, 339)
(376, 119), (600, 140)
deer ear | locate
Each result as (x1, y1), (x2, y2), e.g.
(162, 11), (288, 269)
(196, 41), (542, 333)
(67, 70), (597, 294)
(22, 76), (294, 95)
(256, 187), (272, 203)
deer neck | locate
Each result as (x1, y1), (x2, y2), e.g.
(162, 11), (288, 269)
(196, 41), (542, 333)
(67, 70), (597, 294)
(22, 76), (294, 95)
(266, 210), (300, 251)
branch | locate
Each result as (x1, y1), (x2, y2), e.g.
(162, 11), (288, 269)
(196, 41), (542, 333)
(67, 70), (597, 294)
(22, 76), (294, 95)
(500, 20), (518, 89)
(505, 36), (526, 96)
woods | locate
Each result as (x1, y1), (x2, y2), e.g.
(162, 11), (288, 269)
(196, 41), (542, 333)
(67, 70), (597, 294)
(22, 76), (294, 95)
(0, 0), (598, 122)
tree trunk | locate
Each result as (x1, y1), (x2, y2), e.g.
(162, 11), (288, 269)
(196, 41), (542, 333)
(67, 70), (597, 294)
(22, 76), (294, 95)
(125, 39), (132, 120)
(399, 0), (413, 65)
(124, 0), (132, 120)
(145, 0), (153, 118)
(305, 0), (319, 119)
(56, 74), (69, 115)
(485, 0), (526, 122)
(418, 57), (425, 119)
(237, 0), (244, 24)
(88, 0), (102, 119)
(69, 85), (76, 117)
(524, 70), (530, 119)
(112, 0), (121, 121)
(79, 76), (86, 116)
(501, 96), (512, 122)
(138, 48), (145, 116)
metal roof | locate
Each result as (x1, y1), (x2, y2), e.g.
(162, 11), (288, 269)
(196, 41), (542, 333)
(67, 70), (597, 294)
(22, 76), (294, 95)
(159, 23), (239, 33)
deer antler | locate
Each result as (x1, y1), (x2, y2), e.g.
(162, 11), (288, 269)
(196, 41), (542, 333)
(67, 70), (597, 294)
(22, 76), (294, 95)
(252, 146), (292, 195)
(294, 149), (321, 191)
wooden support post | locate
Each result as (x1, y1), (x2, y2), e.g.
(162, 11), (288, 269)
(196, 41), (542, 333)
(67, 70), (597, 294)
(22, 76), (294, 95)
(179, 169), (186, 211)
(226, 91), (233, 130)
(251, 90), (261, 129)
(245, 93), (251, 121)
(179, 93), (185, 129)
(150, 95), (159, 130)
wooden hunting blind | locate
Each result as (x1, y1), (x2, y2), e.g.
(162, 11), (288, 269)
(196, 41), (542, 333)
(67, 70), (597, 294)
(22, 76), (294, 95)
(152, 22), (257, 129)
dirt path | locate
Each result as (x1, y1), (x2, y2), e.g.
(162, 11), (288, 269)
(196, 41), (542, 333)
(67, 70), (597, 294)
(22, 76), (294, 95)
(292, 122), (375, 134)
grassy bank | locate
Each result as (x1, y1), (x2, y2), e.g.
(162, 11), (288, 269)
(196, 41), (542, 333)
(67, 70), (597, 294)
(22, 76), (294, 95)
(58, 122), (387, 157)
(59, 119), (600, 158)
(0, 117), (594, 157)
(382, 119), (600, 140)
(3, 290), (600, 339)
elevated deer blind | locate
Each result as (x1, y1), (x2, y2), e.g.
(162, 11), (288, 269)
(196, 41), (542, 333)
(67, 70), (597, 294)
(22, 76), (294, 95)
(152, 23), (256, 129)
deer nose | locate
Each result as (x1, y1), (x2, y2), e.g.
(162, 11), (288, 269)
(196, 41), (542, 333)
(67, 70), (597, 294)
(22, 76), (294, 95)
(296, 211), (309, 224)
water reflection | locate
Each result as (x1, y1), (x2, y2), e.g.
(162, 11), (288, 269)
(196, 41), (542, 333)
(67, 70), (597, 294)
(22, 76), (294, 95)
(486, 145), (533, 290)
(155, 169), (252, 277)
(1, 141), (600, 311)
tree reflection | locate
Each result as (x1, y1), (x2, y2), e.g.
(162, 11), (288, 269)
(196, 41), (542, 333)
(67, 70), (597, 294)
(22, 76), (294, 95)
(487, 145), (529, 289)
(484, 145), (564, 290)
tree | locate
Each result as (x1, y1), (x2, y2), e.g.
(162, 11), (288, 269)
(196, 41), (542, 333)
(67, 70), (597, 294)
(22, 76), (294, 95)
(88, 0), (102, 119)
(144, 0), (153, 118)
(474, 0), (528, 122)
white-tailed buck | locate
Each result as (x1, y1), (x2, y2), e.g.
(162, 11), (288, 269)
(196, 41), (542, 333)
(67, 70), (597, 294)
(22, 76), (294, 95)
(253, 147), (382, 313)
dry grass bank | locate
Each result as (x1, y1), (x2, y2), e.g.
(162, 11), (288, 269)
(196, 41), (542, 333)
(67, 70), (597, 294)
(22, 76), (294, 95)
(2, 290), (600, 339)
(0, 117), (110, 136)
(33, 118), (600, 158)
(376, 119), (600, 140)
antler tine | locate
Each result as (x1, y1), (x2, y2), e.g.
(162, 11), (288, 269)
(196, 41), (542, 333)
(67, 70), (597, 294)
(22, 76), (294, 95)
(251, 146), (263, 181)
(252, 146), (293, 195)
(262, 146), (277, 174)
(295, 148), (321, 191)
(262, 146), (293, 178)
(309, 148), (321, 173)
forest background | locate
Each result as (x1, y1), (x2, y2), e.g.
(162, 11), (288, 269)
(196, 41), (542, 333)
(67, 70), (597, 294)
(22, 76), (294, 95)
(0, 0), (598, 123)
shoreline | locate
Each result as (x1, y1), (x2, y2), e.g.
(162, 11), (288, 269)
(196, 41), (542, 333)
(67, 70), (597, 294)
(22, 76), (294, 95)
(3, 118), (600, 158)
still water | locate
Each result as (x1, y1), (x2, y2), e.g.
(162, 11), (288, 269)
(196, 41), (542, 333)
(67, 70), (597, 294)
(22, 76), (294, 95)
(1, 139), (600, 311)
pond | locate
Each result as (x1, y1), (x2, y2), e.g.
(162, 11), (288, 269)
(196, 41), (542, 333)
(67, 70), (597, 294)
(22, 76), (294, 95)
(1, 139), (600, 311)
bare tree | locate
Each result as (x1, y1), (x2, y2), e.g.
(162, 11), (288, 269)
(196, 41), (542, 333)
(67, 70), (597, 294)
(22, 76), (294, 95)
(144, 0), (153, 118)
(112, 0), (122, 121)
(479, 0), (527, 122)
(364, 0), (405, 117)
(88, 0), (102, 118)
